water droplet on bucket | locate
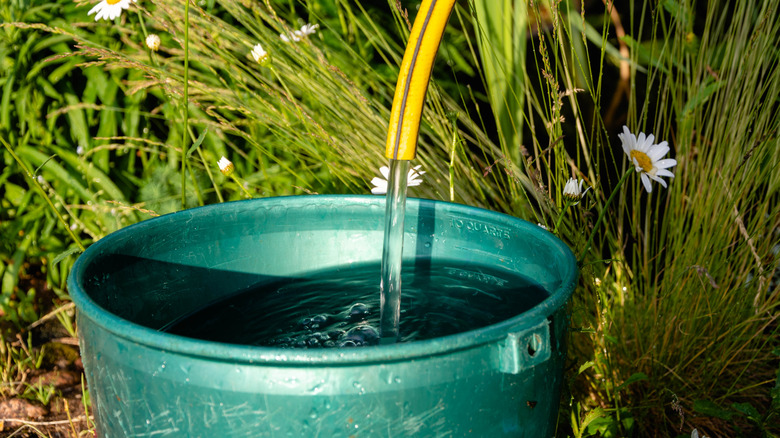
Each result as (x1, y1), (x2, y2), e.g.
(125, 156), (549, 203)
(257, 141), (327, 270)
(379, 369), (392, 384)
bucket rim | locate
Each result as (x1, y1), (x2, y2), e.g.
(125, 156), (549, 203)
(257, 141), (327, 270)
(68, 195), (578, 365)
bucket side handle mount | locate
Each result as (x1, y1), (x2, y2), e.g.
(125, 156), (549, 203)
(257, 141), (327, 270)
(498, 320), (551, 375)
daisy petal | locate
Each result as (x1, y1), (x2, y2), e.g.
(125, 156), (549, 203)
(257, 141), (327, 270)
(379, 166), (390, 179)
(655, 169), (675, 178)
(640, 173), (653, 193)
(642, 133), (655, 150)
(647, 143), (670, 161)
(647, 173), (668, 188)
(654, 158), (678, 169)
(619, 126), (633, 155)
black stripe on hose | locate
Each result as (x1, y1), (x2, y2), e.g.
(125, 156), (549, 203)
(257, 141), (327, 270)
(392, 0), (437, 160)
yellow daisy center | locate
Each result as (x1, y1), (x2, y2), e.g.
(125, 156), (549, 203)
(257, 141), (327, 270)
(630, 150), (653, 172)
(106, 0), (122, 5)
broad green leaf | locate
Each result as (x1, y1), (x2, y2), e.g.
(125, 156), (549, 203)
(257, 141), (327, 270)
(569, 12), (647, 74)
(186, 128), (209, 158)
(576, 407), (605, 438)
(662, 0), (694, 31)
(731, 402), (760, 422)
(615, 372), (649, 394)
(578, 360), (595, 375)
(51, 246), (83, 267)
(680, 79), (725, 120)
(620, 35), (675, 74)
(693, 399), (735, 421)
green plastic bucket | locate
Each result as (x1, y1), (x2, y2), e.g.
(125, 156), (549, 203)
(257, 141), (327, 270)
(68, 195), (577, 437)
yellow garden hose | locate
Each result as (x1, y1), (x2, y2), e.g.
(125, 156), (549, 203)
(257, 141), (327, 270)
(385, 0), (457, 161)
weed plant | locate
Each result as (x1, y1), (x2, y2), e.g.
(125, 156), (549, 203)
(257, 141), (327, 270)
(469, 0), (779, 436)
(0, 0), (778, 436)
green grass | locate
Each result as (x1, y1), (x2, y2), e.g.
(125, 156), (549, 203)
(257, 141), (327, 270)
(467, 0), (779, 436)
(1, 0), (779, 436)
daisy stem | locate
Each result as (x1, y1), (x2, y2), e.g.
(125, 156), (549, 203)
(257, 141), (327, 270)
(553, 198), (574, 234)
(229, 174), (253, 199)
(180, 0), (190, 209)
(136, 10), (148, 39)
(135, 10), (158, 67)
(577, 170), (633, 265)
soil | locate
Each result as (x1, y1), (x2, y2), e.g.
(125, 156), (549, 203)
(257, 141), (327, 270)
(0, 265), (95, 438)
(0, 337), (94, 437)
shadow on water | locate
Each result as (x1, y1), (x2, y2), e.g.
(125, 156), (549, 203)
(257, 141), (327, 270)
(83, 253), (298, 331)
(83, 250), (550, 348)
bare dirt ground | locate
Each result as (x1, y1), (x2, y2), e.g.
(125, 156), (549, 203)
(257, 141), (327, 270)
(0, 266), (94, 438)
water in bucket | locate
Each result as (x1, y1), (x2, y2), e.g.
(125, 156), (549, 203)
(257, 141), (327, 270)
(163, 261), (549, 347)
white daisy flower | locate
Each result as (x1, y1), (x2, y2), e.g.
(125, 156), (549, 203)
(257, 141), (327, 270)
(217, 156), (234, 176)
(280, 23), (319, 42)
(280, 31), (301, 43)
(299, 23), (319, 37)
(371, 165), (425, 195)
(537, 223), (549, 230)
(250, 43), (268, 64)
(146, 34), (161, 52)
(563, 177), (589, 203)
(618, 125), (678, 193)
(88, 0), (136, 21)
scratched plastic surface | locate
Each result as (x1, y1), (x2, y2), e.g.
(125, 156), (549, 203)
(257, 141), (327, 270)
(68, 196), (578, 437)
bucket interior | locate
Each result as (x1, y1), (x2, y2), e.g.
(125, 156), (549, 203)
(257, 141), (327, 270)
(73, 196), (576, 342)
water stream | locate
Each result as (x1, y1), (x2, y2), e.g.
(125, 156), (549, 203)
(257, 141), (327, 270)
(378, 159), (409, 343)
